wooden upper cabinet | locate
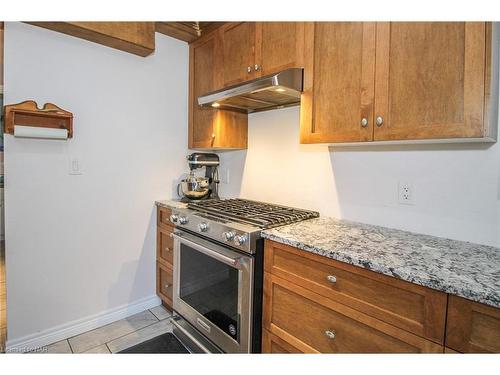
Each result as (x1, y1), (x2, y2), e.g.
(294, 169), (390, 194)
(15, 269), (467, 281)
(221, 22), (305, 87)
(301, 22), (496, 144)
(256, 22), (305, 76)
(221, 22), (256, 87)
(28, 22), (155, 57)
(374, 22), (488, 141)
(300, 22), (376, 143)
(188, 31), (248, 150)
(446, 295), (500, 353)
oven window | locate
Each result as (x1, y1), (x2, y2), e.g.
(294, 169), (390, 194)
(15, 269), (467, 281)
(179, 243), (240, 341)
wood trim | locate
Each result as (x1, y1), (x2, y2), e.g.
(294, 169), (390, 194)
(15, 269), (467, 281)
(361, 22), (377, 141)
(27, 22), (155, 57)
(156, 22), (225, 43)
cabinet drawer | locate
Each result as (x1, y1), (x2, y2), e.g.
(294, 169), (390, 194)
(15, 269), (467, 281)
(264, 240), (447, 344)
(157, 225), (174, 266)
(157, 206), (173, 229)
(446, 295), (500, 353)
(157, 262), (173, 309)
(262, 328), (304, 353)
(263, 273), (443, 353)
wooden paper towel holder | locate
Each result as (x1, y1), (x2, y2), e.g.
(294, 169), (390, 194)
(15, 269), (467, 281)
(3, 100), (73, 138)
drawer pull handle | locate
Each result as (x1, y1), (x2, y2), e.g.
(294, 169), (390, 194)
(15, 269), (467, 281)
(326, 275), (337, 283)
(325, 330), (336, 340)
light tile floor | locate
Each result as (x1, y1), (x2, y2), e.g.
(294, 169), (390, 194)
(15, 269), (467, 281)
(28, 305), (173, 354)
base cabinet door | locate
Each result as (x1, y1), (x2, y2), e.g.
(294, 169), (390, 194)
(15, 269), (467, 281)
(300, 22), (376, 143)
(262, 329), (304, 353)
(157, 262), (173, 310)
(374, 22), (488, 141)
(446, 295), (500, 353)
(263, 274), (443, 353)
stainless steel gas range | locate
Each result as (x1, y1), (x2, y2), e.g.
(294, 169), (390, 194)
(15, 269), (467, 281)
(168, 198), (319, 353)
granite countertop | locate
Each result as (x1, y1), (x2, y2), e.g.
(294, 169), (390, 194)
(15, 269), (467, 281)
(155, 199), (188, 210)
(262, 217), (500, 309)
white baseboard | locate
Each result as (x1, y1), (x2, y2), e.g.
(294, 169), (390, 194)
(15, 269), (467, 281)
(6, 295), (161, 353)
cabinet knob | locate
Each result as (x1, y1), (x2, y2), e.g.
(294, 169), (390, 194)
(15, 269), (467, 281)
(325, 330), (336, 340)
(360, 118), (368, 127)
(247, 66), (252, 73)
(164, 247), (170, 252)
(164, 283), (170, 289)
(254, 64), (261, 71)
(376, 116), (384, 127)
(326, 275), (337, 284)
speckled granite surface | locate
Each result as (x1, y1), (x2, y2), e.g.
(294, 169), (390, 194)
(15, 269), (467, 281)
(155, 200), (188, 210)
(262, 217), (500, 309)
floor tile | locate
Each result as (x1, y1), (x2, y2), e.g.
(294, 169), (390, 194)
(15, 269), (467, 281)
(28, 339), (73, 354)
(68, 310), (158, 353)
(106, 319), (173, 353)
(149, 305), (172, 321)
(83, 344), (111, 354)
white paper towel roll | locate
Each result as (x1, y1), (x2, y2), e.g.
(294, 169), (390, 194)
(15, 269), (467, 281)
(13, 125), (68, 140)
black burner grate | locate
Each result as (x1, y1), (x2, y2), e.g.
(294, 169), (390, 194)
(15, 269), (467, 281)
(187, 199), (319, 229)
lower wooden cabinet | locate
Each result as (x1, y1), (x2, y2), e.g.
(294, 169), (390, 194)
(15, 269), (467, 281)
(263, 273), (442, 353)
(262, 328), (303, 353)
(157, 261), (173, 310)
(156, 205), (175, 310)
(263, 240), (500, 354)
(446, 295), (500, 353)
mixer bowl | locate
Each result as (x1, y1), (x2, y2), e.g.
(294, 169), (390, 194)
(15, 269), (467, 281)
(178, 176), (210, 199)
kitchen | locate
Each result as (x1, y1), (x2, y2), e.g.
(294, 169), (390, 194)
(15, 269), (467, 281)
(0, 0), (499, 373)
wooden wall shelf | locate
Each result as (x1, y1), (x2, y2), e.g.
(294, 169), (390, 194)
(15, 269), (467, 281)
(3, 100), (73, 138)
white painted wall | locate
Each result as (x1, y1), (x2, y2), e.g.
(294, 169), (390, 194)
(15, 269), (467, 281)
(219, 106), (500, 248)
(4, 22), (188, 344)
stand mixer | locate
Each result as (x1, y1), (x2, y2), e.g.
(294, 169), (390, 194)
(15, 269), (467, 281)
(177, 153), (220, 201)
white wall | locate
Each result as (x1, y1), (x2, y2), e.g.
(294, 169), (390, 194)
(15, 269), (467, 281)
(4, 22), (188, 344)
(219, 106), (500, 248)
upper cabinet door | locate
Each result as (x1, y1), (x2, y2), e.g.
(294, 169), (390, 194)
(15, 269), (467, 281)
(221, 22), (256, 87)
(189, 34), (219, 149)
(189, 31), (248, 150)
(374, 22), (487, 141)
(255, 22), (305, 76)
(300, 22), (376, 143)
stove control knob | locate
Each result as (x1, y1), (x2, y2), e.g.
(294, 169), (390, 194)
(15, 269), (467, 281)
(234, 234), (248, 246)
(198, 222), (209, 232)
(178, 216), (189, 225)
(223, 231), (236, 241)
(169, 214), (179, 224)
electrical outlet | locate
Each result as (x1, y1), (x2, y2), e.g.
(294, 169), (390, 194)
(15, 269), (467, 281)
(398, 182), (415, 205)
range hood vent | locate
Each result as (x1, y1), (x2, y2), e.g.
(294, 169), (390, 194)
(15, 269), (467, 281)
(197, 68), (303, 113)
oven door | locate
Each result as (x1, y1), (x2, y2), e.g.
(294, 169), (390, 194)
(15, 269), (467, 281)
(172, 230), (254, 353)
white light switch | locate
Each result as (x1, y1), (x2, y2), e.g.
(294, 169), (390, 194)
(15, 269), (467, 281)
(69, 157), (83, 175)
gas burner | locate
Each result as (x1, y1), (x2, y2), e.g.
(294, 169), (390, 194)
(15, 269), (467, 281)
(187, 198), (319, 229)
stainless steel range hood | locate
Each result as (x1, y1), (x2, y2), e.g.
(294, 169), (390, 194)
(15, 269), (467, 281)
(197, 68), (303, 113)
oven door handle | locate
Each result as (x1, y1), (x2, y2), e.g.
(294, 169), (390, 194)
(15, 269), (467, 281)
(171, 232), (244, 269)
